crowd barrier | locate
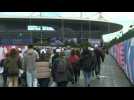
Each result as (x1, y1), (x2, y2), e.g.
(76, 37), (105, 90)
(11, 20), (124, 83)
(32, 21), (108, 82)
(109, 37), (134, 85)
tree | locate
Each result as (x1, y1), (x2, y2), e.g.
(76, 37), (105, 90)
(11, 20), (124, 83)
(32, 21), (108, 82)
(106, 29), (134, 48)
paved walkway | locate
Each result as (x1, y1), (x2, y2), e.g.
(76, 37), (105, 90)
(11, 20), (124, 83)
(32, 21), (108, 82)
(0, 54), (132, 87)
(68, 55), (132, 87)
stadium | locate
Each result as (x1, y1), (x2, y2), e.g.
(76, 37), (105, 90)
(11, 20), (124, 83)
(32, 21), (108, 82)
(0, 15), (123, 46)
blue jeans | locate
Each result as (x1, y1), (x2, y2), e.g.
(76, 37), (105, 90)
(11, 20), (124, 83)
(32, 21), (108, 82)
(26, 70), (37, 87)
(83, 71), (91, 87)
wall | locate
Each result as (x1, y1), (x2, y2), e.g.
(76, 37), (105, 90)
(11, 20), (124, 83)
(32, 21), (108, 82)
(110, 37), (134, 84)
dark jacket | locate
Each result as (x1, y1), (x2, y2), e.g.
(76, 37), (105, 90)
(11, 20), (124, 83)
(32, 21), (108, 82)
(0, 59), (7, 76)
(94, 48), (105, 65)
(4, 56), (22, 76)
(90, 51), (98, 71)
(52, 57), (71, 83)
(80, 49), (93, 72)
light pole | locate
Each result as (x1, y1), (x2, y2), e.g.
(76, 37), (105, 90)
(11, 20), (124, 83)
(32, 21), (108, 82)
(40, 12), (43, 46)
(61, 18), (64, 43)
(29, 12), (34, 44)
(80, 12), (83, 43)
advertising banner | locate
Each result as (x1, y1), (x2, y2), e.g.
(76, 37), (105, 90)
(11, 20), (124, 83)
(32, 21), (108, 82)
(110, 37), (134, 84)
(0, 33), (32, 45)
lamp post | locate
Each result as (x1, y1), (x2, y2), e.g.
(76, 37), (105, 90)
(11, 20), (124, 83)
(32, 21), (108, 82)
(40, 12), (43, 46)
(29, 12), (33, 44)
(59, 15), (64, 43)
(80, 12), (83, 43)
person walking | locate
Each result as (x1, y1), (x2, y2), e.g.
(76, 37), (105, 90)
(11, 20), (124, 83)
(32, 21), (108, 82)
(52, 52), (71, 87)
(68, 49), (80, 85)
(4, 48), (22, 87)
(94, 45), (105, 79)
(23, 45), (39, 87)
(89, 47), (97, 80)
(75, 49), (81, 84)
(0, 53), (9, 87)
(37, 61), (51, 87)
(36, 47), (51, 87)
(80, 47), (93, 87)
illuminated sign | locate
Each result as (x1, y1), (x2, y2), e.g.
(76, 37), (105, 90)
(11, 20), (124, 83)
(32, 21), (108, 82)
(27, 25), (55, 31)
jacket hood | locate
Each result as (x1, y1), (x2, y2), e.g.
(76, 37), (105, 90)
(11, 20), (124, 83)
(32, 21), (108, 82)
(27, 49), (35, 55)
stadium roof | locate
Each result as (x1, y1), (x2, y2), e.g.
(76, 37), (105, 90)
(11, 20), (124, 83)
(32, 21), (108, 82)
(0, 16), (123, 34)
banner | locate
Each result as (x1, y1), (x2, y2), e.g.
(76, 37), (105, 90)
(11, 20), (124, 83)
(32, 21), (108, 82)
(110, 37), (134, 84)
(0, 33), (32, 45)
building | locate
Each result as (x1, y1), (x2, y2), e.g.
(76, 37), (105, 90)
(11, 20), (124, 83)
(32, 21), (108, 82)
(0, 16), (123, 45)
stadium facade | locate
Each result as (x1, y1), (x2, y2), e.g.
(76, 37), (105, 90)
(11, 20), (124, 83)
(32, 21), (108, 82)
(0, 17), (123, 45)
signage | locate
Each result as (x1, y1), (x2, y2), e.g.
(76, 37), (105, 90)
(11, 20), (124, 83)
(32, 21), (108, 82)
(110, 37), (134, 84)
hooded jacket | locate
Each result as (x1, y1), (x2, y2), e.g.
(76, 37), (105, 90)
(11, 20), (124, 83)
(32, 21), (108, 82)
(23, 49), (38, 72)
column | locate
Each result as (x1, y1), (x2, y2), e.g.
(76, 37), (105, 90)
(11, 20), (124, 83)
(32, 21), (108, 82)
(81, 23), (83, 43)
(61, 19), (64, 42)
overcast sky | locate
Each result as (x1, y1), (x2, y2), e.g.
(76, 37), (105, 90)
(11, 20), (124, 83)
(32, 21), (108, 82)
(0, 12), (134, 42)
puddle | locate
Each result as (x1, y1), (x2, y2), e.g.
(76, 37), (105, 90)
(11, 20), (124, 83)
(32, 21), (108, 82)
(99, 76), (109, 78)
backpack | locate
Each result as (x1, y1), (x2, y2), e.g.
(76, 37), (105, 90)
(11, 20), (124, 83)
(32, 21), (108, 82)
(80, 52), (92, 72)
(54, 58), (66, 73)
(5, 57), (21, 76)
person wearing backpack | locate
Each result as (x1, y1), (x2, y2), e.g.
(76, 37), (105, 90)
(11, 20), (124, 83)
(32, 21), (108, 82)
(52, 52), (71, 87)
(4, 48), (22, 87)
(80, 47), (93, 87)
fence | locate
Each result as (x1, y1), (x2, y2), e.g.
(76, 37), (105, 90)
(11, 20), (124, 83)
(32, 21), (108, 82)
(109, 37), (134, 84)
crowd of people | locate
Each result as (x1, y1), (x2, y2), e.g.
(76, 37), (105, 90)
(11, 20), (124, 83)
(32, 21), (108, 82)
(0, 44), (106, 87)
